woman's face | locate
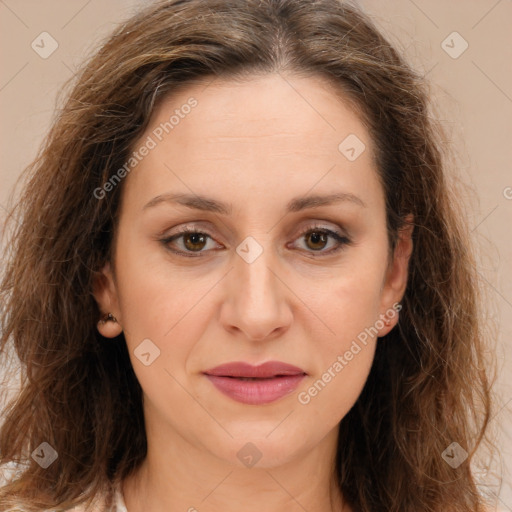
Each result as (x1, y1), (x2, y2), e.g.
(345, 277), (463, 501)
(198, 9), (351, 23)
(94, 72), (412, 469)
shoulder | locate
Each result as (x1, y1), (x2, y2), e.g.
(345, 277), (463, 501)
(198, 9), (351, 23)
(1, 463), (126, 512)
(65, 483), (127, 512)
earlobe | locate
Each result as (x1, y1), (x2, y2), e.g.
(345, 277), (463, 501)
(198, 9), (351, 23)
(97, 312), (122, 338)
(92, 261), (123, 338)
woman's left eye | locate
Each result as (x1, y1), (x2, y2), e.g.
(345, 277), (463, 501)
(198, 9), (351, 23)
(160, 225), (352, 258)
(292, 227), (352, 255)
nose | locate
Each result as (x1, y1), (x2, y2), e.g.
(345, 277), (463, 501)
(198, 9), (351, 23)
(219, 239), (293, 342)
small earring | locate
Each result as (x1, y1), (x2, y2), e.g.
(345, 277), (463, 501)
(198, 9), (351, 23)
(100, 312), (117, 324)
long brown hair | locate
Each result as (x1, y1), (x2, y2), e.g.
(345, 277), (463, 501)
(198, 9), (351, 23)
(0, 0), (496, 510)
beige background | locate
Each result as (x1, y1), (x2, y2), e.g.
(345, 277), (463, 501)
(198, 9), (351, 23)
(1, 0), (510, 508)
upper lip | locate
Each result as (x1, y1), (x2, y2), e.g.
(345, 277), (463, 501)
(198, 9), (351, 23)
(203, 361), (307, 378)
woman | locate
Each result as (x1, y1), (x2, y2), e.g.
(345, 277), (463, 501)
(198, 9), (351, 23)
(0, 0), (495, 510)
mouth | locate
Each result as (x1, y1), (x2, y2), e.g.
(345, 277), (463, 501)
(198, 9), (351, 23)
(203, 360), (307, 379)
(203, 361), (307, 405)
(223, 376), (297, 381)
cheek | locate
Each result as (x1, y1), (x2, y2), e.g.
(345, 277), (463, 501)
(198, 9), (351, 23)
(113, 241), (229, 407)
(114, 263), (209, 376)
(294, 338), (376, 448)
(305, 253), (387, 351)
(114, 260), (210, 427)
(113, 227), (213, 338)
(291, 252), (386, 418)
(296, 282), (380, 414)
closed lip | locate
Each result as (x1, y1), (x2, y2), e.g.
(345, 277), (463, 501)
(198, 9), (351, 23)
(203, 361), (307, 378)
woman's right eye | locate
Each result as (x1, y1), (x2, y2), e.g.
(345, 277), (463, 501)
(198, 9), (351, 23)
(160, 228), (220, 257)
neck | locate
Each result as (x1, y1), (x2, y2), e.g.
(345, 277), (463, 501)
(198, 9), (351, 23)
(121, 427), (350, 512)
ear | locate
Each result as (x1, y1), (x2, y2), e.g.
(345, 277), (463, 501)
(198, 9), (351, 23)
(376, 214), (414, 336)
(92, 261), (123, 338)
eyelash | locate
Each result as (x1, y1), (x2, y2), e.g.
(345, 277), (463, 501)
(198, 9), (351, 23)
(160, 223), (352, 258)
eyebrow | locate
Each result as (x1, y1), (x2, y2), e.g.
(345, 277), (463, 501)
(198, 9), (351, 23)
(143, 191), (366, 214)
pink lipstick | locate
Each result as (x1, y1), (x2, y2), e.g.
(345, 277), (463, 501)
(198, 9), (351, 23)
(203, 361), (307, 405)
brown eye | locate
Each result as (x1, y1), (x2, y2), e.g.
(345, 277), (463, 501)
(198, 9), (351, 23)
(304, 231), (329, 251)
(293, 227), (351, 256)
(182, 232), (208, 252)
(161, 228), (220, 257)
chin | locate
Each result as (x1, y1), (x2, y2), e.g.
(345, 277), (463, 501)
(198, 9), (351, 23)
(207, 430), (309, 470)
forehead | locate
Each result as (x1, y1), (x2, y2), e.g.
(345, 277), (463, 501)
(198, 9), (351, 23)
(120, 72), (382, 214)
(153, 72), (370, 153)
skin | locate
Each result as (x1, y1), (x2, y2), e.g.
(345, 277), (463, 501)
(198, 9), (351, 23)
(93, 72), (414, 512)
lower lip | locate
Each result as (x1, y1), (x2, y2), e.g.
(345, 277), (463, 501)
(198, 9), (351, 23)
(204, 374), (306, 405)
